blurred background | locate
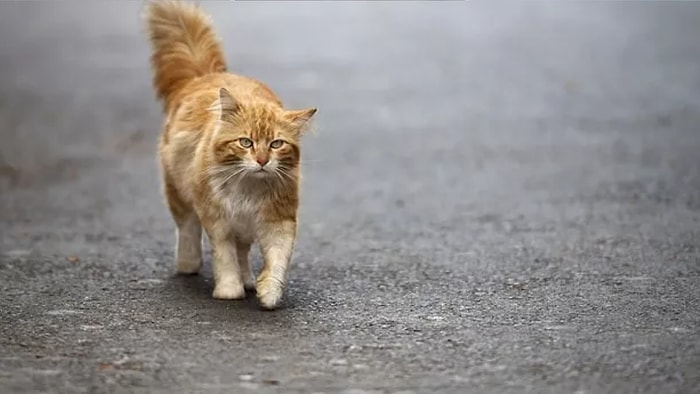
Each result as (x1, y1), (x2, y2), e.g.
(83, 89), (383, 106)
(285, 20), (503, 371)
(0, 2), (699, 392)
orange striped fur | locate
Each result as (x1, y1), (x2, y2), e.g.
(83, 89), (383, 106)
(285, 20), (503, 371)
(144, 0), (317, 309)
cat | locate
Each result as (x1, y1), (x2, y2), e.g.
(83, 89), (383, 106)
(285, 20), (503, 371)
(144, 0), (317, 309)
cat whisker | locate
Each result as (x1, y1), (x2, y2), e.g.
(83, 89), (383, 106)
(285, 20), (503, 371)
(275, 168), (296, 183)
(207, 165), (239, 178)
(271, 169), (285, 184)
(212, 166), (247, 191)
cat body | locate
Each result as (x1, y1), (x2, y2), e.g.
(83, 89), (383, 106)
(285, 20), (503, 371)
(144, 0), (316, 309)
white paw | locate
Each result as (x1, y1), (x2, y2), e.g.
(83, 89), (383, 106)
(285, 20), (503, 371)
(213, 281), (246, 300)
(256, 278), (284, 310)
(176, 258), (202, 275)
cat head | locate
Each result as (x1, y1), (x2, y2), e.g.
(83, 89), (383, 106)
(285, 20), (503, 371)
(211, 87), (316, 179)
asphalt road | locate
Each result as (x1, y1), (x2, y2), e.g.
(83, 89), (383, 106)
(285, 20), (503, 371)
(1, 2), (699, 393)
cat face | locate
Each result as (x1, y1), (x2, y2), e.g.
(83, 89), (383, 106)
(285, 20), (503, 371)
(215, 129), (300, 178)
(212, 88), (316, 180)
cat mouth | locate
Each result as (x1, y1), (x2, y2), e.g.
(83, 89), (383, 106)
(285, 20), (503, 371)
(249, 168), (270, 176)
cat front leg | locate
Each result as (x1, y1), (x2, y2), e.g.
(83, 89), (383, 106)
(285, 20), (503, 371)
(256, 220), (296, 310)
(236, 240), (256, 291)
(175, 214), (203, 274)
(164, 180), (203, 274)
(205, 222), (246, 300)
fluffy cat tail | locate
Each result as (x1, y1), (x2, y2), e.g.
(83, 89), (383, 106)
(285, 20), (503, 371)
(144, 0), (227, 111)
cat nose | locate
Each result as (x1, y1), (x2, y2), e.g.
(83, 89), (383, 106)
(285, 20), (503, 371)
(256, 157), (269, 166)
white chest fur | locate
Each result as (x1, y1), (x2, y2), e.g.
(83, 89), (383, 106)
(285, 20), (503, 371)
(226, 193), (259, 236)
(209, 177), (263, 243)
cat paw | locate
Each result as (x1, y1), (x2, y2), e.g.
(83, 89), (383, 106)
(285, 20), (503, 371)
(256, 278), (283, 310)
(176, 258), (202, 275)
(213, 281), (246, 300)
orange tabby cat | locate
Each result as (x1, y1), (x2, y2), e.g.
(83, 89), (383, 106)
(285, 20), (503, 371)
(144, 0), (316, 309)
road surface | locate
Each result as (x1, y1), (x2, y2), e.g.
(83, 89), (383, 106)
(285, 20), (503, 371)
(1, 2), (699, 393)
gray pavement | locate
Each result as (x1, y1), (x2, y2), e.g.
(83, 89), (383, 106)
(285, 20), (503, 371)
(1, 2), (699, 393)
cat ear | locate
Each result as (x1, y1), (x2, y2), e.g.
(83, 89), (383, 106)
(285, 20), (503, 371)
(284, 108), (317, 132)
(219, 88), (239, 119)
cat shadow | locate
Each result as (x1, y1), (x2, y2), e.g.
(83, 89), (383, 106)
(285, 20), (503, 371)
(164, 268), (314, 314)
(166, 271), (276, 311)
(158, 248), (325, 326)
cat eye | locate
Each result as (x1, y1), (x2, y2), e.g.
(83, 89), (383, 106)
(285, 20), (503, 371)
(269, 139), (284, 149)
(238, 138), (253, 148)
